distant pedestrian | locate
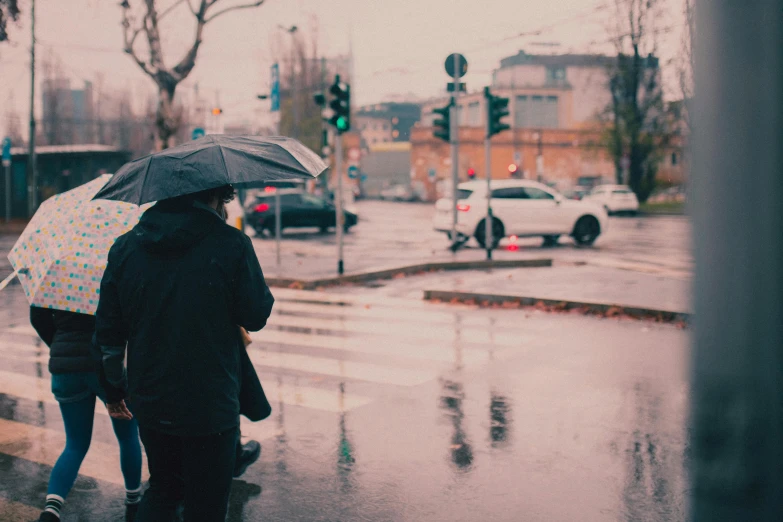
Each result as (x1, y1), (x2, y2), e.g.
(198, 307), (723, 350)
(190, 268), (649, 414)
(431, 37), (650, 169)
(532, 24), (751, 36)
(95, 185), (275, 521)
(30, 307), (142, 522)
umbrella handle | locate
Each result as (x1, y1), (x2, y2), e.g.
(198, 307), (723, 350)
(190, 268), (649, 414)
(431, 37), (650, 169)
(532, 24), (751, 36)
(0, 271), (17, 292)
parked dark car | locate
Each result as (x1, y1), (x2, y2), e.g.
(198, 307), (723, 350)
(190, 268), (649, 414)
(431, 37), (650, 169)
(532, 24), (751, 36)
(244, 190), (358, 237)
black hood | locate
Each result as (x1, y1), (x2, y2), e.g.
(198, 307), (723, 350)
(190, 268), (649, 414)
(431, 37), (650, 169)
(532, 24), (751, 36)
(134, 201), (221, 254)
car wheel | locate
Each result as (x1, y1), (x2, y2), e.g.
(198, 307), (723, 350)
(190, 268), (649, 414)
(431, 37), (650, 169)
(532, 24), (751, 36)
(319, 226), (329, 234)
(264, 221), (280, 238)
(542, 235), (560, 247)
(572, 216), (600, 246)
(253, 225), (266, 237)
(343, 224), (352, 233)
(475, 218), (504, 249)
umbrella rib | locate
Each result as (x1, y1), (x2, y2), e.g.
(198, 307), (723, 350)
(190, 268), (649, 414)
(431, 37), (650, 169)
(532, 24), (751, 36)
(136, 156), (154, 206)
(216, 143), (231, 186)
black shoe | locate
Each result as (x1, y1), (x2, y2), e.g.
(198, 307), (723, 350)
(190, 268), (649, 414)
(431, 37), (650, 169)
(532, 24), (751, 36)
(38, 512), (59, 522)
(125, 502), (139, 522)
(233, 440), (261, 478)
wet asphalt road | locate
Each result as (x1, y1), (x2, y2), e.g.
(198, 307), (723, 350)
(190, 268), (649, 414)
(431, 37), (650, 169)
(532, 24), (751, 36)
(226, 200), (692, 281)
(0, 279), (690, 521)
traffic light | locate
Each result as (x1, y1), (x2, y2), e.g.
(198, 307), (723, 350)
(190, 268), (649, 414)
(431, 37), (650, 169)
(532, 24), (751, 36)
(508, 164), (518, 174)
(432, 98), (453, 143)
(327, 75), (350, 133)
(467, 168), (476, 179)
(212, 107), (223, 116)
(484, 87), (510, 138)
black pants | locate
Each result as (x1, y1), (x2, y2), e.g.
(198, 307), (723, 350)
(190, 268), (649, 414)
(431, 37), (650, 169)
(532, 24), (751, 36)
(136, 425), (239, 522)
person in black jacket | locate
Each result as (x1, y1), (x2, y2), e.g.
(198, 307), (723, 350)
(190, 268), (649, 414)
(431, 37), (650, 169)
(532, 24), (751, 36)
(95, 185), (275, 522)
(30, 308), (142, 522)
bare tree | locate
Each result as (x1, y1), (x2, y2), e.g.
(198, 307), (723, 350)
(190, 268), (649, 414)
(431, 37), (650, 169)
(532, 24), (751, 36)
(0, 0), (20, 43)
(120, 0), (266, 149)
(602, 0), (671, 202)
(4, 93), (24, 145)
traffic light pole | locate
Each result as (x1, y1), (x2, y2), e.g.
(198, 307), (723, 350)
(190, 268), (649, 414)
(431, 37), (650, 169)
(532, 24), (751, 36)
(484, 134), (492, 260)
(335, 132), (344, 275)
(450, 53), (461, 250)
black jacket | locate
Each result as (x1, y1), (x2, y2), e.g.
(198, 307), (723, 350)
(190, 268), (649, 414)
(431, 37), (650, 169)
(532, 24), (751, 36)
(95, 201), (274, 436)
(30, 307), (98, 374)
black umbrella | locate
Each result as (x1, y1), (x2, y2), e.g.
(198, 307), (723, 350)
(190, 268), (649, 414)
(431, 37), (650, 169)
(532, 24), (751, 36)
(92, 135), (328, 205)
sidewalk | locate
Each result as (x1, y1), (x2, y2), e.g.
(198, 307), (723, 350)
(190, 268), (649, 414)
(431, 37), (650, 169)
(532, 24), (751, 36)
(332, 262), (691, 316)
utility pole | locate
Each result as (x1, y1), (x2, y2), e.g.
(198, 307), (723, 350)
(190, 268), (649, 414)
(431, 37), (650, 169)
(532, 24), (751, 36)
(27, 0), (37, 216)
(690, 3), (783, 521)
(535, 130), (543, 182)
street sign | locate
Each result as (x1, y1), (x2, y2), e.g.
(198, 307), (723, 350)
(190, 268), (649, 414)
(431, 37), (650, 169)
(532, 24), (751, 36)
(270, 63), (280, 112)
(2, 137), (11, 167)
(445, 53), (468, 78)
(447, 82), (466, 93)
(191, 127), (205, 140)
(347, 166), (359, 179)
(360, 173), (368, 182)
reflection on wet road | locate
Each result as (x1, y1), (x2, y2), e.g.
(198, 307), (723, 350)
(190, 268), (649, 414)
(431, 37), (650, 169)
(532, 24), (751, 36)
(0, 283), (689, 521)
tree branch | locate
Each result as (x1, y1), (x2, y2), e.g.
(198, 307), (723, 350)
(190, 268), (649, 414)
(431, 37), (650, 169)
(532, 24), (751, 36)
(158, 0), (187, 20)
(122, 3), (155, 78)
(205, 0), (264, 23)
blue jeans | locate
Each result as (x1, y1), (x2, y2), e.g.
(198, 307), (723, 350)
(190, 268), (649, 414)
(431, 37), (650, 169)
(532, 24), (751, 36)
(48, 372), (142, 498)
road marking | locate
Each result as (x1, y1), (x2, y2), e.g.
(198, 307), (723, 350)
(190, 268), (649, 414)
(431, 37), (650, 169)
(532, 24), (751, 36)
(0, 417), (149, 486)
(248, 349), (435, 387)
(266, 312), (523, 348)
(252, 327), (489, 366)
(0, 495), (41, 522)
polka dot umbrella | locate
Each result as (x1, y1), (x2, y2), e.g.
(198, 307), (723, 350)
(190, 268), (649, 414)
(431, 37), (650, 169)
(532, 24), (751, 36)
(6, 174), (151, 315)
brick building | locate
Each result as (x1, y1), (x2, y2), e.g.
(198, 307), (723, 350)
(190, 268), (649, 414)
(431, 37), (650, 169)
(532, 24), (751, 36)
(412, 50), (684, 200)
(410, 126), (684, 202)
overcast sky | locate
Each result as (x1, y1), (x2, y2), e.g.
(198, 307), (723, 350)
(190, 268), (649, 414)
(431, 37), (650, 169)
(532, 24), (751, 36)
(0, 0), (686, 135)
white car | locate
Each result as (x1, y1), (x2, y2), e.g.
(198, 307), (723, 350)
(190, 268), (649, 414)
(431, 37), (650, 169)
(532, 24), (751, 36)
(583, 184), (639, 215)
(433, 180), (608, 247)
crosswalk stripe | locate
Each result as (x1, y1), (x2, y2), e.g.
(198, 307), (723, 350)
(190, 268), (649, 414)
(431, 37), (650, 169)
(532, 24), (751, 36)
(252, 327), (488, 366)
(272, 295), (534, 330)
(0, 417), (148, 486)
(0, 495), (41, 521)
(265, 311), (523, 348)
(248, 349), (435, 386)
(0, 348), (373, 415)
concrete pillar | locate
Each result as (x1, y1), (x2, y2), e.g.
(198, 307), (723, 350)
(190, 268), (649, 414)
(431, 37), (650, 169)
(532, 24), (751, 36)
(689, 2), (783, 521)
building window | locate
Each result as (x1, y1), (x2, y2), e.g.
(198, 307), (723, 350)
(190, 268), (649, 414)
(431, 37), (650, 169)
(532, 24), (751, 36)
(516, 95), (559, 129)
(468, 101), (481, 126)
(546, 66), (566, 85)
(515, 95), (528, 127)
(671, 152), (678, 165)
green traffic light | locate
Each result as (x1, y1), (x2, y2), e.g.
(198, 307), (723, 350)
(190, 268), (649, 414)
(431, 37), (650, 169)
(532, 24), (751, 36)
(336, 116), (348, 131)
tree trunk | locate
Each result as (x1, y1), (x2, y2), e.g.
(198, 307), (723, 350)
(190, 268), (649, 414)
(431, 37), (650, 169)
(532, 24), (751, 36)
(155, 83), (178, 150)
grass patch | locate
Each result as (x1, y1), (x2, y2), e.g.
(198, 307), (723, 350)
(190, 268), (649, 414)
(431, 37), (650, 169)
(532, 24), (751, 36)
(639, 201), (686, 214)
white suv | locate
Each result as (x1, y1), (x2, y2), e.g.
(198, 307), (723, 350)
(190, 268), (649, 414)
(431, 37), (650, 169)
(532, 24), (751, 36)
(433, 180), (608, 248)
(583, 184), (639, 215)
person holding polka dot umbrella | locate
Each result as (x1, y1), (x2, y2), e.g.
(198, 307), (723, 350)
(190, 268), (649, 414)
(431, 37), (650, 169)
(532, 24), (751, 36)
(5, 174), (148, 522)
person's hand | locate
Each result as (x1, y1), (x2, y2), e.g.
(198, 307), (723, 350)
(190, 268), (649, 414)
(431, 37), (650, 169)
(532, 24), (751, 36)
(240, 327), (252, 347)
(107, 400), (133, 420)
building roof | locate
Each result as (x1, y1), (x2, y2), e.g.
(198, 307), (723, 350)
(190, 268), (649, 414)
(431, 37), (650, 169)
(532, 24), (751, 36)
(10, 144), (125, 155)
(499, 50), (618, 69)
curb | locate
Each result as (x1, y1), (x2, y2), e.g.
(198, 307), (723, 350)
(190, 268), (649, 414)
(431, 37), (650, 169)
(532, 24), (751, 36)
(266, 258), (553, 290)
(422, 289), (690, 324)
